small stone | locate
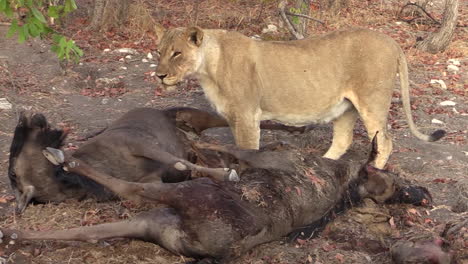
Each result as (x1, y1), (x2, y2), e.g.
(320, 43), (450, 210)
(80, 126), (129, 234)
(447, 64), (459, 72)
(150, 64), (157, 68)
(431, 119), (444, 125)
(9, 240), (15, 245)
(430, 79), (447, 89)
(141, 58), (149, 63)
(439, 100), (456, 106)
(119, 58), (125, 62)
(0, 98), (12, 110)
(416, 157), (421, 160)
(395, 21), (402, 25)
(103, 48), (111, 52)
(250, 35), (261, 40)
(446, 156), (453, 160)
(447, 59), (460, 66)
(0, 230), (3, 238)
(150, 72), (156, 77)
(262, 24), (278, 34)
(101, 98), (109, 105)
(120, 66), (127, 70)
(147, 52), (153, 59)
(116, 48), (138, 54)
(125, 55), (132, 59)
(10, 233), (17, 240)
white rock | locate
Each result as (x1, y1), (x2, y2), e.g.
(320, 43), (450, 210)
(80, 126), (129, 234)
(446, 156), (453, 160)
(452, 107), (459, 114)
(101, 98), (109, 105)
(447, 59), (460, 66)
(431, 118), (444, 125)
(439, 100), (456, 106)
(96, 77), (119, 84)
(250, 35), (262, 40)
(447, 64), (459, 72)
(262, 24), (278, 34)
(0, 98), (12, 110)
(119, 58), (125, 62)
(150, 64), (157, 68)
(116, 48), (138, 54)
(141, 58), (149, 63)
(430, 79), (447, 89)
(395, 21), (402, 25)
(120, 66), (127, 70)
(147, 52), (153, 59)
(125, 55), (132, 59)
(150, 72), (156, 77)
(462, 151), (468, 156)
(103, 48), (111, 52)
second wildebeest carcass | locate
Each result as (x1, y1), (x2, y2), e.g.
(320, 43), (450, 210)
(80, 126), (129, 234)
(8, 107), (306, 213)
(1, 132), (431, 263)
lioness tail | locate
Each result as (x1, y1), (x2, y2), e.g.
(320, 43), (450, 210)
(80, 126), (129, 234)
(397, 51), (445, 142)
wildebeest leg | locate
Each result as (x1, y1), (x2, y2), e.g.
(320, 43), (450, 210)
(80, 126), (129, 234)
(43, 147), (159, 202)
(165, 107), (308, 134)
(127, 142), (239, 182)
(1, 208), (187, 254)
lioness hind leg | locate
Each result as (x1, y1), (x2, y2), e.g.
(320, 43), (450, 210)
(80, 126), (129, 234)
(323, 109), (359, 160)
(357, 111), (393, 169)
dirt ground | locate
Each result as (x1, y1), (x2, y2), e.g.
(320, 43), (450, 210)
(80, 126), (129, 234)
(0, 0), (467, 263)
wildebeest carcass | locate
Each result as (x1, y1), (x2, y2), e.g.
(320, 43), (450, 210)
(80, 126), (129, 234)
(1, 127), (431, 262)
(8, 107), (307, 213)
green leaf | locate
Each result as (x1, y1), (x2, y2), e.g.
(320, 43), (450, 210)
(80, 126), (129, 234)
(28, 22), (39, 37)
(6, 19), (19, 37)
(4, 3), (13, 17)
(48, 6), (59, 18)
(31, 7), (47, 23)
(18, 25), (29, 43)
(0, 0), (6, 12)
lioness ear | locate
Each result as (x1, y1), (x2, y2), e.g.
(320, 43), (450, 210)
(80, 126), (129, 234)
(186, 26), (204, 47)
(154, 23), (167, 46)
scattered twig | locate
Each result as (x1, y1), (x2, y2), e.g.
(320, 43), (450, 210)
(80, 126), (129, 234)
(398, 3), (441, 25)
(278, 0), (304, 40)
(285, 11), (325, 25)
(0, 22), (11, 26)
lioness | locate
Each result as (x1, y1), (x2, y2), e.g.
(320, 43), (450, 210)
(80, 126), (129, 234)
(155, 27), (445, 169)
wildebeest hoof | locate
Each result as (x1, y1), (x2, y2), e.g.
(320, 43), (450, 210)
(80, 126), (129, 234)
(42, 147), (65, 165)
(226, 169), (239, 182)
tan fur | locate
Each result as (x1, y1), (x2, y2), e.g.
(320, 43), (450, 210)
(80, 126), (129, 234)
(155, 27), (444, 169)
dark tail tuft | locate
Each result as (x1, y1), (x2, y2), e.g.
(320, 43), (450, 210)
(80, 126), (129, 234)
(429, 130), (446, 142)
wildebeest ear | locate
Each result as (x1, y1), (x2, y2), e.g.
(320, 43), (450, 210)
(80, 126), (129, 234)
(366, 131), (379, 164)
(186, 26), (204, 47)
(30, 113), (49, 130)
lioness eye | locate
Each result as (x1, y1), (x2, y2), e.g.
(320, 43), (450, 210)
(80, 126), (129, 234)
(172, 51), (182, 58)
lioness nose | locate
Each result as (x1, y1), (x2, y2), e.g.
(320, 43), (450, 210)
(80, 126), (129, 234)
(156, 73), (167, 80)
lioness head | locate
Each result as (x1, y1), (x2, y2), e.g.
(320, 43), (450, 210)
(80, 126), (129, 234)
(155, 27), (204, 86)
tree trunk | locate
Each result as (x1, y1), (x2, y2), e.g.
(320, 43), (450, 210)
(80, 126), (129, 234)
(89, 0), (131, 32)
(416, 0), (459, 53)
(294, 0), (311, 36)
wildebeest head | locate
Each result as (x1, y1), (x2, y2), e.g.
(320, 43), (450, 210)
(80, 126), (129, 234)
(8, 112), (67, 213)
(356, 132), (396, 203)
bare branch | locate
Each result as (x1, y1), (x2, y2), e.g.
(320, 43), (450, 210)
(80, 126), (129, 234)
(278, 0), (304, 40)
(285, 11), (325, 25)
(398, 3), (441, 25)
